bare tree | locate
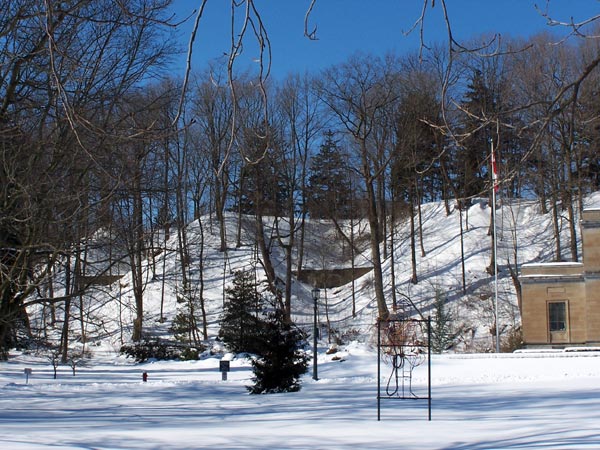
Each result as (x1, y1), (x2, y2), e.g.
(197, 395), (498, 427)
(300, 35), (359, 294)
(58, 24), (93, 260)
(192, 65), (235, 252)
(0, 0), (174, 356)
(316, 53), (401, 320)
(274, 74), (322, 321)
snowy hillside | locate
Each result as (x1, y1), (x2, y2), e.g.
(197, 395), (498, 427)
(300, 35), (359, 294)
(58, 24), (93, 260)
(7, 195), (600, 450)
(27, 193), (600, 356)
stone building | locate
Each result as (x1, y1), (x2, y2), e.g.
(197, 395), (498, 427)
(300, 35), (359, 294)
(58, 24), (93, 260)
(520, 209), (600, 347)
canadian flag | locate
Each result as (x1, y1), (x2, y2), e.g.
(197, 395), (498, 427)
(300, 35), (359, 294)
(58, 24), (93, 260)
(491, 148), (499, 193)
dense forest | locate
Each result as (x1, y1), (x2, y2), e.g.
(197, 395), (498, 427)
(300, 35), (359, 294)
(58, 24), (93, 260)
(1, 1), (600, 359)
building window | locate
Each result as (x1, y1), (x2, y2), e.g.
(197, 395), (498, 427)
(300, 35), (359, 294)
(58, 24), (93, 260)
(548, 302), (566, 332)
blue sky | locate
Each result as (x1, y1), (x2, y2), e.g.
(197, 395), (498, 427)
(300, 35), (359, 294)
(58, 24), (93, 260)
(168, 1), (600, 80)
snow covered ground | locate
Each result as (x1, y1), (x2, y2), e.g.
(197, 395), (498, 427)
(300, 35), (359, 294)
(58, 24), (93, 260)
(8, 195), (600, 449)
(2, 345), (600, 449)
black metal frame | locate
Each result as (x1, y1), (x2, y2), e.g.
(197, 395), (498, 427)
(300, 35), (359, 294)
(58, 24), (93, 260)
(377, 317), (431, 421)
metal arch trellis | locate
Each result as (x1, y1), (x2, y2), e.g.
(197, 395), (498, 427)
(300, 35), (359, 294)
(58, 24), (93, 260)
(377, 316), (431, 421)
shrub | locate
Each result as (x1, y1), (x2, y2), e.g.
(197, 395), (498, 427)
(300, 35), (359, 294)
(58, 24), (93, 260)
(120, 339), (204, 362)
(501, 326), (524, 353)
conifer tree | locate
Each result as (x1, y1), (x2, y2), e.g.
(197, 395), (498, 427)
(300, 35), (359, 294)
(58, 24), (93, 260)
(430, 288), (461, 353)
(247, 309), (308, 394)
(307, 131), (353, 220)
(454, 69), (498, 205)
(219, 270), (264, 354)
(170, 287), (201, 348)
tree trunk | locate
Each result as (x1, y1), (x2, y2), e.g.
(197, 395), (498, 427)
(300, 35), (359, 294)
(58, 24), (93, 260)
(255, 213), (285, 312)
(215, 177), (228, 252)
(551, 197), (562, 261)
(60, 254), (72, 361)
(236, 171), (245, 248)
(409, 197), (418, 285)
(416, 180), (426, 257)
(389, 200), (398, 311)
(350, 215), (357, 318)
(131, 165), (146, 342)
(565, 141), (578, 262)
(197, 218), (208, 340)
(459, 205), (466, 295)
(363, 165), (389, 319)
(567, 197), (578, 262)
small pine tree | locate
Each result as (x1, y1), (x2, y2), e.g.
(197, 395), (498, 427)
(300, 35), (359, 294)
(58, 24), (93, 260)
(170, 287), (201, 347)
(247, 309), (308, 394)
(219, 270), (264, 354)
(431, 288), (460, 353)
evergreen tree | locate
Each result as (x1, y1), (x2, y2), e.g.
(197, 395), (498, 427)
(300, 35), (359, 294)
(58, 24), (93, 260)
(307, 131), (354, 219)
(247, 309), (308, 394)
(170, 287), (201, 348)
(430, 288), (461, 353)
(219, 270), (264, 354)
(236, 123), (290, 217)
(453, 69), (498, 205)
(391, 85), (442, 204)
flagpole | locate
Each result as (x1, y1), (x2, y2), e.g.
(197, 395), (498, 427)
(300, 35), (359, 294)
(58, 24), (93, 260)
(491, 140), (500, 353)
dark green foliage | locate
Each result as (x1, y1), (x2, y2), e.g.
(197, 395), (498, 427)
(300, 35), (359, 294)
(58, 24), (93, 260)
(120, 339), (204, 362)
(453, 69), (499, 204)
(390, 84), (442, 205)
(170, 289), (201, 346)
(179, 347), (201, 361)
(170, 311), (194, 342)
(0, 230), (32, 359)
(430, 288), (461, 353)
(219, 270), (265, 354)
(235, 123), (290, 216)
(247, 310), (308, 394)
(307, 131), (354, 220)
(220, 270), (307, 393)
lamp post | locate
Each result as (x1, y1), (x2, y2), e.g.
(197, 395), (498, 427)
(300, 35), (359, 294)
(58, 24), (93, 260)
(311, 287), (320, 381)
